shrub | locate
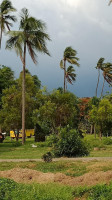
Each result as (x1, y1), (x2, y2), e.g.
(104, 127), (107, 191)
(46, 134), (58, 147)
(103, 137), (112, 145)
(42, 152), (53, 162)
(53, 128), (90, 157)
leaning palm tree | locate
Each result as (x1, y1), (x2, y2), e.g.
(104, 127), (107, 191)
(0, 0), (16, 48)
(101, 63), (112, 97)
(65, 66), (76, 90)
(6, 8), (50, 144)
(109, 0), (112, 5)
(95, 58), (105, 97)
(60, 46), (79, 93)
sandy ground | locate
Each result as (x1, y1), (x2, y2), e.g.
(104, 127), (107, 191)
(0, 167), (112, 186)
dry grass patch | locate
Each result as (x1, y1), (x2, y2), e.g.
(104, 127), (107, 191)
(1, 168), (112, 187)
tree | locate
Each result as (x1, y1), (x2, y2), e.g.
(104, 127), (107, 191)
(109, 0), (112, 5)
(6, 8), (50, 144)
(95, 58), (105, 97)
(32, 90), (80, 135)
(0, 65), (15, 107)
(101, 63), (112, 97)
(60, 46), (79, 93)
(89, 98), (112, 138)
(0, 0), (16, 48)
(0, 71), (40, 139)
(65, 66), (76, 90)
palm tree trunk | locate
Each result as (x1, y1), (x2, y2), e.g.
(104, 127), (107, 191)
(96, 69), (100, 97)
(101, 78), (105, 98)
(22, 42), (26, 145)
(64, 59), (66, 93)
(0, 25), (2, 49)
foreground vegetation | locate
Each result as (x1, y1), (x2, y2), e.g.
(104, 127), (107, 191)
(1, 178), (112, 200)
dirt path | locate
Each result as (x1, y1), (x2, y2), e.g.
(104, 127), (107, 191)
(0, 157), (112, 162)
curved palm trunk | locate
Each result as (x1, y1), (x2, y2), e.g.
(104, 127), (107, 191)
(101, 77), (105, 98)
(96, 69), (100, 97)
(22, 42), (26, 144)
(0, 24), (3, 49)
(64, 59), (66, 93)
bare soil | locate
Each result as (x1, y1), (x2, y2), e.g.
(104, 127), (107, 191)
(1, 168), (112, 186)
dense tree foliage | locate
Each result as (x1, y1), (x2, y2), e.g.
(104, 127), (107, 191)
(0, 70), (41, 138)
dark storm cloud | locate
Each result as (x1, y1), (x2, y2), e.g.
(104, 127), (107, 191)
(0, 0), (112, 97)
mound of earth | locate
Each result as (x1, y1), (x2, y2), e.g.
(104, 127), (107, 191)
(0, 168), (112, 186)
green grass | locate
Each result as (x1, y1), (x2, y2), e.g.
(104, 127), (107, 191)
(0, 178), (74, 200)
(1, 135), (112, 159)
(1, 178), (112, 200)
(0, 137), (50, 159)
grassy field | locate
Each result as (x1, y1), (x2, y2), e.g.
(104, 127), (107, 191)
(1, 135), (112, 159)
(0, 137), (50, 159)
(1, 135), (112, 199)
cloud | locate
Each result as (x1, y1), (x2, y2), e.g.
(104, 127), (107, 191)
(2, 0), (112, 97)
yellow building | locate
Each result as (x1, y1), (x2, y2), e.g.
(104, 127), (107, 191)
(10, 129), (34, 138)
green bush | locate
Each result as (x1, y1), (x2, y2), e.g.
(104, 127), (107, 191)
(42, 152), (53, 162)
(53, 128), (90, 157)
(102, 137), (112, 145)
(46, 134), (58, 147)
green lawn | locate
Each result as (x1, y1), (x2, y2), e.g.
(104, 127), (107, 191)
(1, 135), (112, 159)
(0, 137), (50, 159)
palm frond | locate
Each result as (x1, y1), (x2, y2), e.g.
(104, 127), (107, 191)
(60, 60), (64, 69)
(109, 0), (112, 5)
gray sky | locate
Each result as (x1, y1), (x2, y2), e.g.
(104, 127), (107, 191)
(0, 0), (112, 97)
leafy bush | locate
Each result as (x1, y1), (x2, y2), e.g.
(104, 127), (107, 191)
(42, 152), (53, 162)
(46, 134), (58, 147)
(53, 128), (90, 157)
(102, 137), (112, 145)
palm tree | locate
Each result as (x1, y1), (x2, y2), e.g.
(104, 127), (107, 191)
(101, 63), (112, 97)
(60, 46), (79, 93)
(109, 0), (112, 5)
(65, 66), (76, 90)
(95, 58), (105, 97)
(0, 0), (16, 48)
(6, 8), (50, 144)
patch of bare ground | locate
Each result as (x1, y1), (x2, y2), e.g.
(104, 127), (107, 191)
(1, 168), (112, 187)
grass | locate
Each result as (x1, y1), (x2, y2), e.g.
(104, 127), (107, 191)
(1, 159), (112, 177)
(1, 135), (112, 159)
(1, 178), (112, 200)
(0, 137), (50, 159)
(0, 178), (74, 200)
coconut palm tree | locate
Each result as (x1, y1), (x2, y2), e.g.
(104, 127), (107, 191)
(101, 63), (112, 97)
(65, 65), (76, 90)
(6, 8), (50, 144)
(60, 46), (79, 93)
(0, 0), (16, 48)
(109, 0), (112, 5)
(95, 58), (105, 97)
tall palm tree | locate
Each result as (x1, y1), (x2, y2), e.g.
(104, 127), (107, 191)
(65, 65), (76, 90)
(101, 63), (112, 97)
(6, 8), (50, 144)
(109, 0), (112, 5)
(60, 46), (79, 93)
(0, 0), (16, 48)
(95, 58), (105, 97)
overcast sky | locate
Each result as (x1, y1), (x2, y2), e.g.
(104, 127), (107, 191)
(0, 0), (112, 97)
